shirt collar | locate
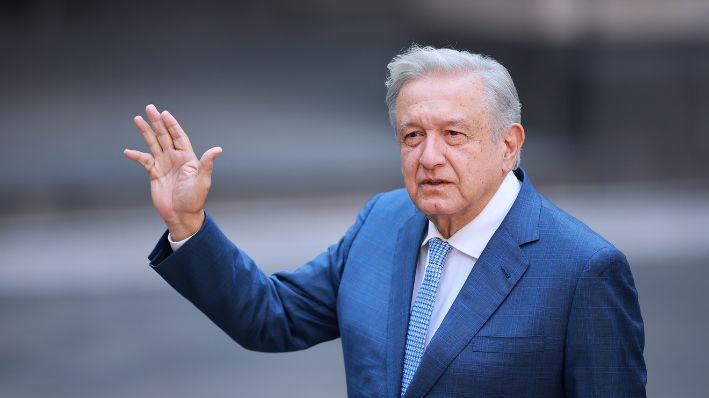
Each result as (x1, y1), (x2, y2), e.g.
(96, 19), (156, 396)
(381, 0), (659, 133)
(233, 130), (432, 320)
(421, 171), (522, 259)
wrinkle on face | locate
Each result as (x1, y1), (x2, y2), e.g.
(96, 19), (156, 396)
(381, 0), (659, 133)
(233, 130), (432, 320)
(396, 72), (509, 237)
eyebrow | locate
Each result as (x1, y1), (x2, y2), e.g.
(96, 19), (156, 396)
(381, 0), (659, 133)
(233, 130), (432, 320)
(443, 119), (471, 129)
(398, 118), (472, 131)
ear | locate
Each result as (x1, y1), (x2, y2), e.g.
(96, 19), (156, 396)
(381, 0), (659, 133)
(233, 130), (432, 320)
(501, 123), (525, 172)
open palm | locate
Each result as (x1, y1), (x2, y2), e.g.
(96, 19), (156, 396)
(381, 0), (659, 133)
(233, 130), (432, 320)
(124, 104), (222, 240)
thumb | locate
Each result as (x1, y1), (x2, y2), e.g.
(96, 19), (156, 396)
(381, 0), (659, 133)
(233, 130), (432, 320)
(123, 149), (154, 172)
(199, 146), (223, 174)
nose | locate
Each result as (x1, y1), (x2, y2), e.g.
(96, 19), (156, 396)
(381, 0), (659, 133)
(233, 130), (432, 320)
(419, 134), (446, 169)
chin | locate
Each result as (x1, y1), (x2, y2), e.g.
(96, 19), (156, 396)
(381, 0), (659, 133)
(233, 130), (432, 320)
(415, 197), (455, 216)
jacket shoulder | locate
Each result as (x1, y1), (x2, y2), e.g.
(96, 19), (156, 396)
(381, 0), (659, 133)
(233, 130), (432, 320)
(353, 188), (419, 234)
(371, 188), (416, 213)
(536, 194), (624, 267)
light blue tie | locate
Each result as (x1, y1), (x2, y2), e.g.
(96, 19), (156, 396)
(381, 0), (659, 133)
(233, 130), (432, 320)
(401, 237), (452, 396)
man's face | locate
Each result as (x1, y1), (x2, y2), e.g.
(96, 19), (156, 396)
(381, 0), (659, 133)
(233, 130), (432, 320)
(396, 72), (514, 234)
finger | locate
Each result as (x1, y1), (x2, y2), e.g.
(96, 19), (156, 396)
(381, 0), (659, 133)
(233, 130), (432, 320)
(123, 148), (154, 172)
(161, 110), (193, 152)
(133, 116), (162, 157)
(199, 146), (223, 174)
(146, 104), (175, 151)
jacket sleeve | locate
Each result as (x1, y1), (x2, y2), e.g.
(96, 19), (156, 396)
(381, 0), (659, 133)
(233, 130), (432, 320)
(148, 194), (382, 352)
(564, 246), (647, 397)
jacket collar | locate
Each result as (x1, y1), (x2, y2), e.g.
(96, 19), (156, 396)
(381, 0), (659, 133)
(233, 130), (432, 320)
(387, 167), (542, 398)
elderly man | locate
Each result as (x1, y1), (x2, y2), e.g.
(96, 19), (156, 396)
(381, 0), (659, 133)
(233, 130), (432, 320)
(124, 46), (646, 397)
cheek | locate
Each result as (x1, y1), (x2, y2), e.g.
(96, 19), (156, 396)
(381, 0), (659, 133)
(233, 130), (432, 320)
(453, 153), (487, 195)
(400, 151), (419, 183)
(450, 151), (477, 180)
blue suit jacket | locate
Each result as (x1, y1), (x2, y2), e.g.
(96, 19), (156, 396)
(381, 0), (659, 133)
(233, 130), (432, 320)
(149, 169), (646, 397)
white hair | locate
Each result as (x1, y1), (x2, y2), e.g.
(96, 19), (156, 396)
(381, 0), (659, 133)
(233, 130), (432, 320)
(385, 45), (522, 168)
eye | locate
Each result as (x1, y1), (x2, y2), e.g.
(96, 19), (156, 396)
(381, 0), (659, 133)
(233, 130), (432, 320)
(401, 131), (424, 146)
(445, 130), (467, 144)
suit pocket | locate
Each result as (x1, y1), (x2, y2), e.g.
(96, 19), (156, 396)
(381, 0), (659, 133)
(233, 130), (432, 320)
(469, 335), (545, 353)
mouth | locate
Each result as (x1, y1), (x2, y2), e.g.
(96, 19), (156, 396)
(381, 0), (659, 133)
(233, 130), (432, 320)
(420, 179), (450, 187)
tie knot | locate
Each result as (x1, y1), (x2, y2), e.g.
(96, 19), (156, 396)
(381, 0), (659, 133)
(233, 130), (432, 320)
(428, 238), (451, 268)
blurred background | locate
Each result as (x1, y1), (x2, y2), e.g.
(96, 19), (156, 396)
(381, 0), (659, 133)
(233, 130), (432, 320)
(1, 0), (708, 396)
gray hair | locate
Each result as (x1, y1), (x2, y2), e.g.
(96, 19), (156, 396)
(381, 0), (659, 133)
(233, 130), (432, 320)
(385, 45), (522, 167)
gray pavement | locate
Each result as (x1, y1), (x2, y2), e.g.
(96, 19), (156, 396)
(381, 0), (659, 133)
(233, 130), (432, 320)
(1, 184), (708, 397)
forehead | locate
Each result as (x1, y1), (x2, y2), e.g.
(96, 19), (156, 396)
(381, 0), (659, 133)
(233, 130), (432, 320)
(395, 72), (488, 131)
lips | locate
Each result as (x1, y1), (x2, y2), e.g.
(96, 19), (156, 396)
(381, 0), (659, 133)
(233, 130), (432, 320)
(420, 179), (451, 186)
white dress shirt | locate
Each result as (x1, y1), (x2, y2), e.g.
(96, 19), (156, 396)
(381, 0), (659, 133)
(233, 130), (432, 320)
(168, 230), (193, 251)
(412, 171), (521, 347)
(169, 172), (521, 348)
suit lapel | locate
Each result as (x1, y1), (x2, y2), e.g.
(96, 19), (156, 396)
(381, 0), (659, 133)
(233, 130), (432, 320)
(386, 211), (428, 398)
(403, 229), (529, 398)
(403, 168), (541, 398)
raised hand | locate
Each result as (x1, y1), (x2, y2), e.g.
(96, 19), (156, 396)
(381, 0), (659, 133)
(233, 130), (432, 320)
(124, 104), (222, 240)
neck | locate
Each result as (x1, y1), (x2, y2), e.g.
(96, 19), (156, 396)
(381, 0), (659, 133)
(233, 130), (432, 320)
(429, 211), (480, 239)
